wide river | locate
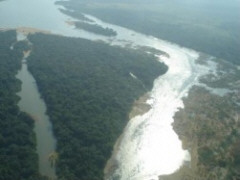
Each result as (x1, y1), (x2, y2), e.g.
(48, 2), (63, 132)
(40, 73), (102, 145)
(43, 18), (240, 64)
(0, 0), (211, 179)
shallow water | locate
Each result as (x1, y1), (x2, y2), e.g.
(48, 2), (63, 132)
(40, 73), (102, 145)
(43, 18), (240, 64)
(1, 0), (212, 179)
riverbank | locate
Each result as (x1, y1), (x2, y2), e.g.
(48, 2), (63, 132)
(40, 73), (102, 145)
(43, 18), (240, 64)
(1, 27), (51, 35)
(129, 92), (151, 119)
(104, 92), (151, 178)
(17, 27), (51, 35)
(160, 58), (240, 180)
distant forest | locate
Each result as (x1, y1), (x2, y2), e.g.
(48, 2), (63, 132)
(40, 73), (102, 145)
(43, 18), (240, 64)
(27, 34), (167, 180)
(0, 31), (43, 180)
(58, 0), (240, 65)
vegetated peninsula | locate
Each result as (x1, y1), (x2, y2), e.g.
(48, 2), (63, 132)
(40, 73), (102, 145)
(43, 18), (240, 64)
(75, 21), (117, 36)
(27, 33), (168, 180)
(0, 30), (42, 179)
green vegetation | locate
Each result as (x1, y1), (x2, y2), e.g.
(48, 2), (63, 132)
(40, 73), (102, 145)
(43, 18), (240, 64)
(27, 33), (167, 180)
(160, 57), (240, 180)
(75, 21), (117, 36)
(163, 86), (240, 180)
(58, 0), (240, 65)
(0, 31), (41, 180)
(59, 9), (93, 22)
(137, 46), (169, 57)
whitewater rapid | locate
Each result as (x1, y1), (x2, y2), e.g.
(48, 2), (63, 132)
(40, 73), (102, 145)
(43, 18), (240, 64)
(79, 15), (212, 180)
(105, 42), (211, 180)
(79, 16), (213, 180)
(0, 0), (212, 179)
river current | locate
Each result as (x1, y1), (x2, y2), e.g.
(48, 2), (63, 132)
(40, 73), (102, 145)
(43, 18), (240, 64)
(0, 0), (212, 179)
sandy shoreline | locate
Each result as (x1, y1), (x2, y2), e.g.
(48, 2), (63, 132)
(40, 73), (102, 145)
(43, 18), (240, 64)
(0, 27), (51, 35)
(129, 92), (151, 119)
(104, 92), (152, 179)
(65, 20), (76, 26)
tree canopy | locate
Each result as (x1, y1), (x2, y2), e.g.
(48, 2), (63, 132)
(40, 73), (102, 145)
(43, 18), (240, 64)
(0, 30), (41, 180)
(27, 33), (167, 180)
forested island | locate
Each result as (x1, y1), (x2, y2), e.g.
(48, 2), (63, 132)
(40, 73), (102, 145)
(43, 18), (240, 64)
(27, 33), (167, 180)
(60, 9), (93, 22)
(57, 0), (240, 65)
(0, 30), (42, 180)
(61, 8), (116, 36)
(75, 22), (117, 36)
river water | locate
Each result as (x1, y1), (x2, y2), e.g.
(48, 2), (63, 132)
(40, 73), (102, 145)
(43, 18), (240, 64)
(1, 0), (212, 179)
(16, 46), (57, 179)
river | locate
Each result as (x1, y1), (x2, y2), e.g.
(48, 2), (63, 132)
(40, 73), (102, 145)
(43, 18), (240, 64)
(15, 40), (57, 179)
(1, 0), (212, 179)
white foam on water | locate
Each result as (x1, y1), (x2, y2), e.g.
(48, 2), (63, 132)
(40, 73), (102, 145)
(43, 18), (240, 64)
(0, 1), (213, 179)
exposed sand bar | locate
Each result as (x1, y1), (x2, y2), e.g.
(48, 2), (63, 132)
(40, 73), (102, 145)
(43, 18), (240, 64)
(0, 27), (51, 35)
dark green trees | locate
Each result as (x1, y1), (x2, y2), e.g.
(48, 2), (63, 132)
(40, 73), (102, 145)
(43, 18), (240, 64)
(27, 34), (167, 180)
(75, 22), (117, 36)
(0, 31), (39, 180)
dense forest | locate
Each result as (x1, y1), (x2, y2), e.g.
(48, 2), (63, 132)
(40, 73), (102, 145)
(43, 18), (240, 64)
(75, 22), (117, 36)
(58, 0), (240, 65)
(0, 31), (41, 180)
(27, 33), (167, 180)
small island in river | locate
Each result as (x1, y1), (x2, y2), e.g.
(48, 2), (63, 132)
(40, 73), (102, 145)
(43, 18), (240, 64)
(74, 21), (117, 36)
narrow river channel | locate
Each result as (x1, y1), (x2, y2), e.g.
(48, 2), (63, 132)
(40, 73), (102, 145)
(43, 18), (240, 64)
(16, 39), (57, 179)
